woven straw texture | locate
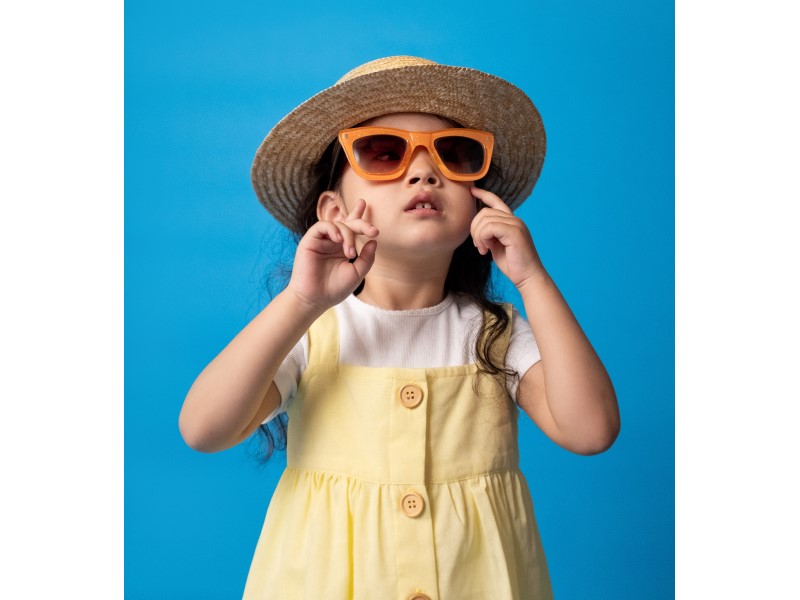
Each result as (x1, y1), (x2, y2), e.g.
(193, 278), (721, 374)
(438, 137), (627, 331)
(252, 56), (546, 232)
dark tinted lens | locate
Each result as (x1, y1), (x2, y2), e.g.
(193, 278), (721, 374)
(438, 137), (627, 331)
(433, 136), (485, 174)
(352, 134), (408, 174)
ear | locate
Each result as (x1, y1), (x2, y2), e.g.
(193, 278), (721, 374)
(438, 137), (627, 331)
(317, 190), (347, 223)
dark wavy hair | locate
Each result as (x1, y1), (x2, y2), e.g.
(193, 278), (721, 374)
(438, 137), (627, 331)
(257, 130), (517, 461)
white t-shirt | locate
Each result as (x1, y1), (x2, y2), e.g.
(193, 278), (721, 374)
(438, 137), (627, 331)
(266, 294), (541, 423)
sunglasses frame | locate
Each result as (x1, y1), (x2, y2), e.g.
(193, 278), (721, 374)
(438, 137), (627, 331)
(337, 126), (495, 182)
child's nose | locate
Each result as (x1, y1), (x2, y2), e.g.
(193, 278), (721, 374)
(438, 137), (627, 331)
(404, 146), (441, 186)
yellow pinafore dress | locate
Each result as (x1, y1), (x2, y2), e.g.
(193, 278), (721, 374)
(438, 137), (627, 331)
(243, 306), (552, 599)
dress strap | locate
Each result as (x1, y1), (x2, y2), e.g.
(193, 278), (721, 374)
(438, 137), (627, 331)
(307, 306), (340, 366)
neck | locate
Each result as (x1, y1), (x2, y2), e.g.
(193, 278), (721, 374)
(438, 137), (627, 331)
(356, 253), (451, 310)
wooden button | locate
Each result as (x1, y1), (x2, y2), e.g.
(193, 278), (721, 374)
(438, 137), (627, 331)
(401, 492), (425, 517)
(407, 594), (432, 600)
(399, 384), (424, 408)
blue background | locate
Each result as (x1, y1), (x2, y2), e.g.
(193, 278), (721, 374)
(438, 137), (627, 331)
(126, 1), (673, 598)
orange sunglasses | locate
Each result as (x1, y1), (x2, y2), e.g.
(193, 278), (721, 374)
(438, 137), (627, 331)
(338, 126), (495, 182)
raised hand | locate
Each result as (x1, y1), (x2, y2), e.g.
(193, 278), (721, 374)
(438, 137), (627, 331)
(469, 187), (545, 289)
(288, 198), (379, 312)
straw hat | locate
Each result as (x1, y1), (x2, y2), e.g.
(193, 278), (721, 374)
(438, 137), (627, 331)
(252, 56), (546, 232)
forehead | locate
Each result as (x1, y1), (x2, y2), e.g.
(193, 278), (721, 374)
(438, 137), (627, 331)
(358, 112), (452, 131)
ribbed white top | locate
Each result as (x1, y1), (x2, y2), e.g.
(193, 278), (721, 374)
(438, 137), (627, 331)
(267, 294), (540, 422)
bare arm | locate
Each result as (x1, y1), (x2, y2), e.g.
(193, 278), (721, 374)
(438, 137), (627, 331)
(470, 187), (620, 455)
(179, 200), (378, 453)
(179, 290), (320, 452)
(514, 273), (619, 455)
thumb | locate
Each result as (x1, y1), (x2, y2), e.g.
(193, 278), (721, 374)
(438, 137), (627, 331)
(351, 239), (377, 280)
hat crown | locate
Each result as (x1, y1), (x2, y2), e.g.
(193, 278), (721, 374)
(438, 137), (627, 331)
(335, 56), (438, 85)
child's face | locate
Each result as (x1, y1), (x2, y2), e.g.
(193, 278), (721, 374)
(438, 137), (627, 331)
(328, 112), (478, 260)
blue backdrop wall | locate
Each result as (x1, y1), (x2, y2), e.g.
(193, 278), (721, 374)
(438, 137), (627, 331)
(125, 1), (674, 597)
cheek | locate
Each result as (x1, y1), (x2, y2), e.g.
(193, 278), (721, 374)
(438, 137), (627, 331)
(456, 185), (479, 217)
(339, 168), (374, 205)
(470, 195), (480, 215)
(361, 202), (374, 225)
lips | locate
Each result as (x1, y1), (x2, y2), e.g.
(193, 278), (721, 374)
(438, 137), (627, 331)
(404, 192), (441, 212)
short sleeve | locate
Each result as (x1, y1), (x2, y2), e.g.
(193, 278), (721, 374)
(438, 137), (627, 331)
(261, 333), (308, 423)
(505, 307), (541, 400)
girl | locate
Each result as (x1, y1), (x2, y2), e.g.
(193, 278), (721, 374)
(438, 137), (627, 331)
(180, 56), (619, 599)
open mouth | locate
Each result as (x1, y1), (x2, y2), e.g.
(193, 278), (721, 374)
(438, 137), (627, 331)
(405, 193), (441, 213)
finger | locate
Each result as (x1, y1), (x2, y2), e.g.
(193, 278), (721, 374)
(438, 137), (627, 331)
(341, 217), (379, 238)
(471, 209), (521, 238)
(345, 198), (367, 222)
(470, 213), (486, 255)
(474, 227), (497, 256)
(471, 215), (514, 256)
(474, 213), (518, 236)
(471, 186), (512, 214)
(340, 199), (379, 238)
(309, 220), (343, 243)
(332, 220), (359, 259)
(351, 239), (377, 279)
(470, 211), (505, 254)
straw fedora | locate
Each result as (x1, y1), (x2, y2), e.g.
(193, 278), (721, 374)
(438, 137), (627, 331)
(251, 56), (546, 232)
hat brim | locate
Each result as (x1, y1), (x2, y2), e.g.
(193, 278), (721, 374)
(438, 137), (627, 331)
(252, 63), (546, 233)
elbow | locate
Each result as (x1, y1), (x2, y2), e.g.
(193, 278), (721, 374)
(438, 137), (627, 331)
(558, 389), (621, 456)
(571, 413), (621, 456)
(576, 386), (620, 455)
(572, 423), (620, 456)
(178, 410), (223, 454)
